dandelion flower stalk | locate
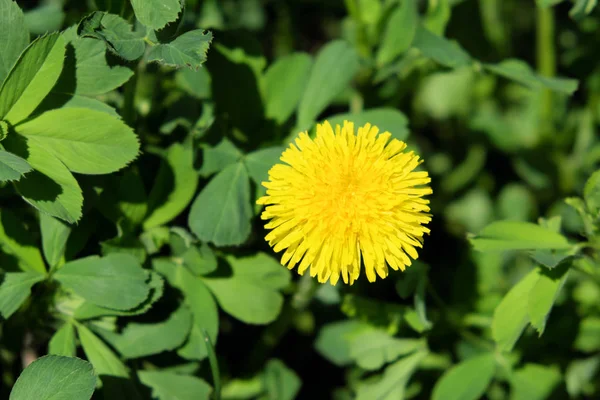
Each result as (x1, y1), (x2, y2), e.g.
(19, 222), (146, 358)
(257, 121), (432, 285)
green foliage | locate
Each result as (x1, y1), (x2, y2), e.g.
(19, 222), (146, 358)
(9, 355), (96, 400)
(1, 1), (600, 399)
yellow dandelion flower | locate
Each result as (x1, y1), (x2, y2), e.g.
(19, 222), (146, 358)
(256, 121), (432, 285)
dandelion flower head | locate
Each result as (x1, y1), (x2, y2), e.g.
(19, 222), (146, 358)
(257, 121), (432, 285)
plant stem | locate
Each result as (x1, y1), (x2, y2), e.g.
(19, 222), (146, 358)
(122, 68), (138, 126)
(536, 4), (556, 135)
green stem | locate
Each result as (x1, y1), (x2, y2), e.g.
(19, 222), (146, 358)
(203, 329), (221, 400)
(536, 5), (556, 135)
(122, 68), (138, 126)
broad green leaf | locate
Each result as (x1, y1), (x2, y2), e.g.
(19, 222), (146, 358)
(574, 317), (600, 352)
(583, 169), (600, 216)
(203, 253), (290, 324)
(244, 147), (284, 185)
(492, 269), (539, 351)
(9, 355), (95, 400)
(138, 371), (212, 400)
(376, 0), (418, 66)
(0, 33), (65, 123)
(23, 4), (65, 35)
(431, 353), (496, 400)
(528, 264), (570, 334)
(570, 0), (598, 20)
(148, 30), (212, 70)
(176, 67), (211, 99)
(297, 40), (360, 128)
(350, 329), (426, 371)
(76, 323), (128, 378)
(412, 25), (471, 68)
(0, 150), (32, 182)
(145, 142), (198, 229)
(49, 322), (77, 357)
(198, 138), (242, 177)
(10, 136), (83, 223)
(0, 0), (29, 83)
(0, 272), (44, 319)
(100, 305), (192, 359)
(40, 213), (71, 269)
(315, 320), (366, 366)
(470, 220), (572, 252)
(324, 108), (410, 141)
(263, 359), (301, 400)
(62, 27), (133, 96)
(74, 270), (164, 319)
(264, 53), (312, 124)
(566, 356), (600, 398)
(55, 253), (149, 310)
(356, 350), (428, 400)
(510, 363), (561, 400)
(485, 60), (578, 94)
(0, 210), (46, 274)
(16, 108), (139, 175)
(130, 0), (181, 30)
(189, 162), (252, 247)
(180, 243), (217, 276)
(78, 12), (145, 61)
(35, 92), (119, 117)
(152, 259), (219, 360)
(497, 183), (536, 221)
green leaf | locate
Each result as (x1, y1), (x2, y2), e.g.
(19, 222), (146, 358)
(574, 317), (600, 352)
(15, 108), (139, 175)
(0, 150), (32, 182)
(528, 264), (570, 335)
(376, 0), (418, 66)
(62, 27), (133, 96)
(10, 135), (83, 223)
(189, 162), (252, 247)
(324, 108), (410, 141)
(152, 259), (219, 360)
(492, 269), (539, 351)
(74, 270), (164, 319)
(198, 138), (242, 177)
(0, 272), (44, 319)
(130, 0), (182, 30)
(138, 371), (212, 400)
(510, 363), (561, 400)
(0, 210), (46, 273)
(566, 356), (600, 398)
(175, 67), (211, 99)
(9, 355), (96, 400)
(145, 142), (198, 229)
(100, 305), (193, 359)
(0, 33), (65, 123)
(148, 30), (212, 70)
(24, 4), (65, 36)
(349, 329), (426, 371)
(264, 53), (312, 124)
(263, 359), (301, 400)
(431, 353), (496, 400)
(583, 169), (600, 216)
(570, 0), (598, 20)
(485, 60), (578, 94)
(356, 350), (428, 400)
(470, 220), (572, 252)
(244, 147), (284, 185)
(412, 25), (471, 68)
(49, 322), (77, 357)
(297, 40), (360, 128)
(315, 320), (366, 366)
(40, 213), (71, 269)
(203, 253), (290, 324)
(180, 243), (217, 276)
(0, 0), (29, 83)
(55, 253), (150, 310)
(76, 323), (128, 378)
(79, 12), (145, 61)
